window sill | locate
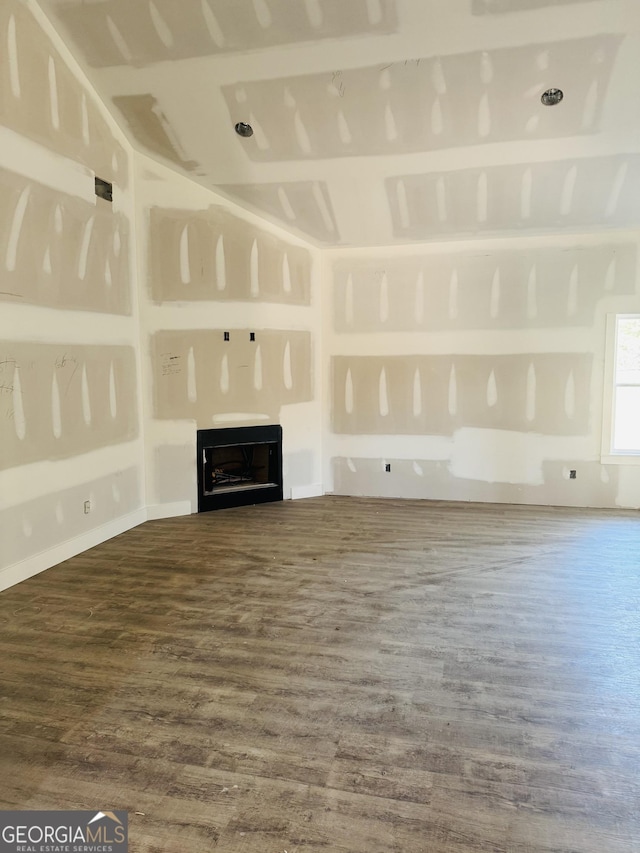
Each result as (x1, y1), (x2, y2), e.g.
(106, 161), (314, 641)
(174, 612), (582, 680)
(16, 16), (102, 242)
(601, 453), (640, 466)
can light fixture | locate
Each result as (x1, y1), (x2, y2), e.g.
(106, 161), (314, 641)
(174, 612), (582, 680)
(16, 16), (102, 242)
(234, 121), (254, 138)
(541, 88), (564, 106)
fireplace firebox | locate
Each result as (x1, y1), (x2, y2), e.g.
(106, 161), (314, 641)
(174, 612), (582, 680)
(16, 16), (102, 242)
(197, 425), (283, 512)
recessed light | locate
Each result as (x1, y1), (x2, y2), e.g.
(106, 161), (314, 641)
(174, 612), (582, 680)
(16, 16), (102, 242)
(234, 121), (254, 138)
(541, 88), (564, 106)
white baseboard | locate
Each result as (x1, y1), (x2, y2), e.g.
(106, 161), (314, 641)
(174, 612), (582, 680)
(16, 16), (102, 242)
(146, 501), (193, 520)
(290, 483), (324, 500)
(0, 508), (147, 593)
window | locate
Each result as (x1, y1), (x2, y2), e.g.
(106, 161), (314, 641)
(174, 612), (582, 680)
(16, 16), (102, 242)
(604, 315), (640, 458)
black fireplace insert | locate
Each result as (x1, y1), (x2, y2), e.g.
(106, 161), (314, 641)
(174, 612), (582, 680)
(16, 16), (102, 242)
(197, 425), (283, 512)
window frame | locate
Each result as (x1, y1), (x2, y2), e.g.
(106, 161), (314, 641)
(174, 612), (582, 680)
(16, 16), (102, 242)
(601, 313), (640, 465)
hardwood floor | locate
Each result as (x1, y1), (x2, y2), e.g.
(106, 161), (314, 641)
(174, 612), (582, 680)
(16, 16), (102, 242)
(1, 496), (640, 852)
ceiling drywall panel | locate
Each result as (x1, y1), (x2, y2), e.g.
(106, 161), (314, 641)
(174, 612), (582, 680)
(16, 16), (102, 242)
(386, 154), (640, 239)
(220, 36), (621, 162)
(34, 0), (640, 246)
(46, 0), (398, 67)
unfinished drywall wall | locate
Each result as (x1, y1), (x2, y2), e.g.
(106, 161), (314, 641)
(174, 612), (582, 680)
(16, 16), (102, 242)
(152, 329), (312, 425)
(149, 206), (311, 304)
(333, 457), (619, 508)
(0, 167), (131, 314)
(333, 245), (636, 332)
(46, 0), (397, 67)
(333, 353), (592, 436)
(0, 344), (138, 469)
(0, 0), (143, 589)
(325, 233), (640, 509)
(2, 466), (141, 569)
(137, 155), (324, 511)
(0, 0), (128, 183)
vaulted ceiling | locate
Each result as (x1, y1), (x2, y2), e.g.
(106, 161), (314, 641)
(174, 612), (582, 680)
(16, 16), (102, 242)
(36, 0), (640, 246)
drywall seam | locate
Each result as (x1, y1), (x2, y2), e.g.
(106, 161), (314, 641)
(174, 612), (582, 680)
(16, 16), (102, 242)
(0, 126), (95, 201)
(329, 331), (597, 356)
(143, 304), (318, 332)
(324, 228), (640, 259)
(0, 312), (137, 346)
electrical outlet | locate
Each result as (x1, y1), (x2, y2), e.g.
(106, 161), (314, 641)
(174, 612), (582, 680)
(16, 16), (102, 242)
(569, 470), (577, 480)
(84, 500), (91, 514)
(385, 463), (391, 472)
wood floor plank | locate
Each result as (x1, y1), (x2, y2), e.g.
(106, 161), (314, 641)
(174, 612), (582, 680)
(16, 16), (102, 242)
(1, 495), (640, 851)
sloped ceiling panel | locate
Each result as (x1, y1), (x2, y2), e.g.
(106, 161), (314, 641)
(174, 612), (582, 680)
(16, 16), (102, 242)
(386, 155), (640, 240)
(217, 180), (340, 243)
(221, 36), (621, 162)
(44, 0), (398, 67)
(33, 0), (640, 247)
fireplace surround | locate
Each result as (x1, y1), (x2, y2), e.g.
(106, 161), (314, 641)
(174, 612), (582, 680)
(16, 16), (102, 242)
(197, 425), (283, 512)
